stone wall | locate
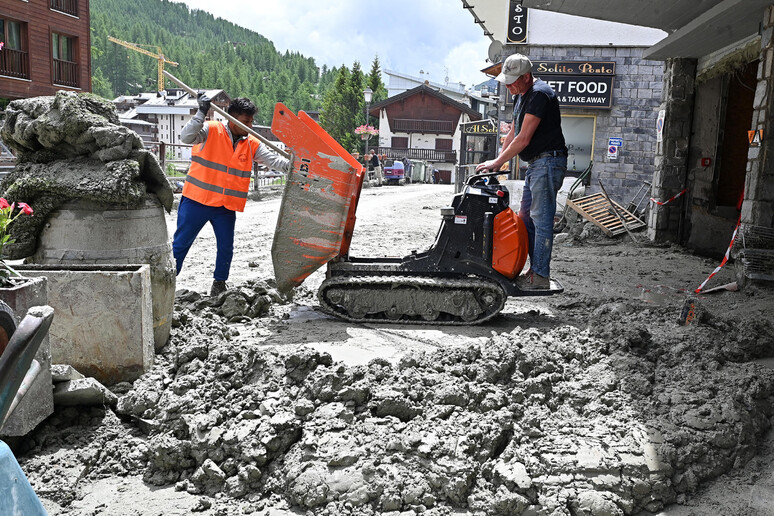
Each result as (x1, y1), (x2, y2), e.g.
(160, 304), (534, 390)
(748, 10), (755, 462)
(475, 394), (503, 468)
(522, 45), (663, 203)
(649, 58), (697, 242)
(747, 5), (774, 228)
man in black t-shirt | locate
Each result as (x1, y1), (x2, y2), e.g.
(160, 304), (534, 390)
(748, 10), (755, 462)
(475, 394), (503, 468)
(476, 53), (567, 290)
(369, 152), (383, 186)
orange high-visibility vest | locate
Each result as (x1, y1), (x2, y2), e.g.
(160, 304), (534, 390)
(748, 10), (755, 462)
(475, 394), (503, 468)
(182, 121), (258, 212)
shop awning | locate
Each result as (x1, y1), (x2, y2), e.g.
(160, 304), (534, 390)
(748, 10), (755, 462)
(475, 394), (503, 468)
(522, 0), (771, 59)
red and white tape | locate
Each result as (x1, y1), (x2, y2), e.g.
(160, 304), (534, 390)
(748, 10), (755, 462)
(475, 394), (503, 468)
(650, 188), (687, 206)
(695, 215), (741, 293)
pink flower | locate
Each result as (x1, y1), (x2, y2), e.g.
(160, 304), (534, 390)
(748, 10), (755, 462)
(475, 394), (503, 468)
(0, 198), (8, 210)
(18, 202), (33, 215)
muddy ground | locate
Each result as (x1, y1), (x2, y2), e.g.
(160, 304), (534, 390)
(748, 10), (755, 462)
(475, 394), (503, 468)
(12, 183), (774, 515)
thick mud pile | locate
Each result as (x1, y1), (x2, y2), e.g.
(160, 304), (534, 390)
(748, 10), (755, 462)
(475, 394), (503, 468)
(0, 91), (172, 258)
(16, 283), (774, 515)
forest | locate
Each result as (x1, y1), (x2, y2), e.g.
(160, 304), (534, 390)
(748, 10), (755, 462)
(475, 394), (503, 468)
(91, 0), (386, 149)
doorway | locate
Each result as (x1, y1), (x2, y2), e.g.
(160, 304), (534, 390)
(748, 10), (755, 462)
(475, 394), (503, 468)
(716, 60), (757, 207)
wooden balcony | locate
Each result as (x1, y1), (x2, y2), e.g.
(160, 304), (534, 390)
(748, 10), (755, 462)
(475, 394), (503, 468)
(376, 147), (457, 163)
(0, 48), (30, 80)
(50, 0), (79, 17)
(391, 119), (454, 134)
(53, 59), (78, 88)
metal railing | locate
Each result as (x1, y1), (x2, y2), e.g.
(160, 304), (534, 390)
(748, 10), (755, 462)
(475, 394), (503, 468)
(392, 118), (454, 134)
(376, 146), (457, 163)
(50, 0), (78, 16)
(149, 142), (286, 191)
(53, 59), (78, 87)
(0, 48), (29, 80)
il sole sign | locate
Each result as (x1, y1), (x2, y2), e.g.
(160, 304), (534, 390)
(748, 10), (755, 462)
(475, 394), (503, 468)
(534, 61), (615, 109)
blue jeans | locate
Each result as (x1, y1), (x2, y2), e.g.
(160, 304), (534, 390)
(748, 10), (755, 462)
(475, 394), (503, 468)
(173, 196), (236, 281)
(518, 156), (567, 278)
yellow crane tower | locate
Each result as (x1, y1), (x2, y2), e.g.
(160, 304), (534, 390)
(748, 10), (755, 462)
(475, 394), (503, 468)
(108, 36), (179, 91)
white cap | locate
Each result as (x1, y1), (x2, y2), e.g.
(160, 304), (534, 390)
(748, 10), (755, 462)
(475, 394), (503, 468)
(496, 54), (533, 84)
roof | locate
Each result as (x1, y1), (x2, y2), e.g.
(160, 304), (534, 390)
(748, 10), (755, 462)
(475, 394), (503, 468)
(369, 84), (482, 120)
(119, 118), (156, 127)
(384, 69), (467, 94)
(130, 89), (227, 114)
(521, 0), (770, 59)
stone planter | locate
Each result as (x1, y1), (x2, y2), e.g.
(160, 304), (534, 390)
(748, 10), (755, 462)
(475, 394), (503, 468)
(26, 194), (175, 351)
(0, 275), (53, 438)
(15, 264), (154, 385)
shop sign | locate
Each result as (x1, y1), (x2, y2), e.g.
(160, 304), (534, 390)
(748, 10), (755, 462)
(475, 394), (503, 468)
(507, 1), (528, 44)
(462, 120), (497, 134)
(544, 75), (614, 108)
(533, 61), (616, 76)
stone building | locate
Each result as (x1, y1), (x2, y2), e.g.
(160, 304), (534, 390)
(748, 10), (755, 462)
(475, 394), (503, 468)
(464, 2), (666, 203)
(522, 1), (774, 278)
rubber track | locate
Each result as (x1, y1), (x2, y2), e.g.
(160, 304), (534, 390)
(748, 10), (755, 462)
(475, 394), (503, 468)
(318, 275), (506, 326)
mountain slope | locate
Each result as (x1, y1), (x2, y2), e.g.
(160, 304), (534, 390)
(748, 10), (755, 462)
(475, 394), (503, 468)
(90, 0), (337, 124)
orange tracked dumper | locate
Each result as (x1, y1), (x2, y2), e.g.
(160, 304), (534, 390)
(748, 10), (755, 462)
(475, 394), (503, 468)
(270, 104), (563, 325)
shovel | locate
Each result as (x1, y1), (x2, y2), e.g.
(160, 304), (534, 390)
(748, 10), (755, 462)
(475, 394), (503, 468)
(162, 70), (290, 160)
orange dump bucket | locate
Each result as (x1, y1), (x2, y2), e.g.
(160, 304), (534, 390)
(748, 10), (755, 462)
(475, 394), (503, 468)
(270, 104), (365, 292)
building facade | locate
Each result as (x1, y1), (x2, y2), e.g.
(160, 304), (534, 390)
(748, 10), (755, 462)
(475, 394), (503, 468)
(0, 0), (91, 102)
(114, 88), (229, 164)
(385, 69), (497, 120)
(465, 2), (666, 203)
(370, 84), (483, 184)
(522, 0), (774, 274)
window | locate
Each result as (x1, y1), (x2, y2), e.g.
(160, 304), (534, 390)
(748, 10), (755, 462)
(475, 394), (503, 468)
(561, 115), (596, 174)
(435, 138), (453, 151)
(52, 32), (78, 87)
(50, 0), (79, 17)
(0, 17), (29, 79)
(392, 137), (408, 149)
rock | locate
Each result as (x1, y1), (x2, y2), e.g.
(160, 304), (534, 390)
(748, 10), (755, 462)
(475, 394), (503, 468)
(220, 293), (250, 319)
(50, 364), (85, 382)
(53, 378), (118, 406)
(574, 490), (624, 516)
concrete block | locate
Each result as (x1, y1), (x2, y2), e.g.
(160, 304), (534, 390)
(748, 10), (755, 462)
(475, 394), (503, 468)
(0, 276), (53, 438)
(50, 364), (85, 382)
(16, 264), (154, 385)
(53, 378), (118, 406)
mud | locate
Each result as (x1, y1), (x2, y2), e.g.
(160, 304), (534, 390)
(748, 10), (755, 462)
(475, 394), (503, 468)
(0, 91), (173, 259)
(10, 185), (774, 515)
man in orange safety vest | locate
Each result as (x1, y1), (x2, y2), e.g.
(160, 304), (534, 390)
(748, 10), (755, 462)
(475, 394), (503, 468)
(173, 94), (289, 296)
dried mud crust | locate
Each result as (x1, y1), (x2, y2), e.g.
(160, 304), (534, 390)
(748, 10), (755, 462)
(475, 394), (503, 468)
(13, 185), (774, 515)
(16, 292), (774, 515)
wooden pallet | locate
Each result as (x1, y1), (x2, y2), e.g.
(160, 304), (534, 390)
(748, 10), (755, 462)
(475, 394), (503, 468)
(566, 192), (646, 236)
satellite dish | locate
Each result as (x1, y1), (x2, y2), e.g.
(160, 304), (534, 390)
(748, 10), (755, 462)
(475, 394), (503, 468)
(488, 40), (503, 63)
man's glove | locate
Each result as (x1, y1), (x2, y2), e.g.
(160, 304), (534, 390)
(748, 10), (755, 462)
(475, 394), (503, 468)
(197, 92), (211, 114)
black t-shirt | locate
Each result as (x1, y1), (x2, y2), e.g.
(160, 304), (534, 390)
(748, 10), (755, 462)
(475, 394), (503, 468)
(512, 78), (566, 162)
(369, 155), (380, 167)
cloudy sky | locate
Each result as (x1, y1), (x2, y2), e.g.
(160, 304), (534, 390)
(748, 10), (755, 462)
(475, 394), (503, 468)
(179, 0), (492, 89)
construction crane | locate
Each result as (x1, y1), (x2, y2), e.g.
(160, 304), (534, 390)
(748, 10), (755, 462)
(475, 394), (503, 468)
(108, 36), (179, 91)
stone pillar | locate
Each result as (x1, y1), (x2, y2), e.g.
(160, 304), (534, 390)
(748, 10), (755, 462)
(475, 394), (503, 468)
(648, 58), (697, 242)
(746, 5), (774, 228)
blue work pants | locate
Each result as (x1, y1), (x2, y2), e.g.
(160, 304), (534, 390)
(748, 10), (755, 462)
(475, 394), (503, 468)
(173, 196), (236, 281)
(518, 156), (567, 278)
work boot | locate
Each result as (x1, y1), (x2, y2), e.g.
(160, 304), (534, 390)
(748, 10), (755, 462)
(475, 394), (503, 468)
(516, 270), (550, 291)
(210, 280), (228, 297)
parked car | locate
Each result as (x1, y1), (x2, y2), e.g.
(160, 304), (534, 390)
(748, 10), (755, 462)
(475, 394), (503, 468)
(383, 160), (405, 185)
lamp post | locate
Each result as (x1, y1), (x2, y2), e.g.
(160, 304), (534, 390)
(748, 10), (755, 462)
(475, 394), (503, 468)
(363, 87), (373, 157)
